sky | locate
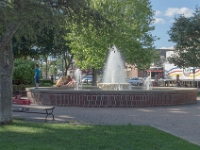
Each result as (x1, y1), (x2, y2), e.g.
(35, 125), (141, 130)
(150, 0), (200, 49)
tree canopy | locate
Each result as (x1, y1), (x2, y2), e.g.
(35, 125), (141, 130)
(167, 7), (200, 68)
(68, 0), (158, 71)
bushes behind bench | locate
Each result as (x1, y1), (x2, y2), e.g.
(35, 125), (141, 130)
(13, 83), (52, 96)
(39, 79), (52, 86)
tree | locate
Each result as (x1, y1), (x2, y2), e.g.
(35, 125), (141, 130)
(68, 0), (158, 85)
(167, 7), (200, 68)
(0, 0), (116, 124)
(12, 35), (37, 59)
(99, 0), (157, 68)
(0, 0), (57, 124)
(12, 17), (74, 78)
(52, 29), (74, 77)
(67, 23), (109, 85)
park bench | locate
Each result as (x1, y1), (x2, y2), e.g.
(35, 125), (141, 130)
(12, 95), (55, 121)
(12, 104), (55, 121)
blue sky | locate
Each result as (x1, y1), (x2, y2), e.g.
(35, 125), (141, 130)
(150, 0), (200, 49)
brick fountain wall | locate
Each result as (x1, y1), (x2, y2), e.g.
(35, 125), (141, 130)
(26, 87), (197, 107)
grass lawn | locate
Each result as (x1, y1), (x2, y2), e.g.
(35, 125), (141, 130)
(0, 119), (199, 150)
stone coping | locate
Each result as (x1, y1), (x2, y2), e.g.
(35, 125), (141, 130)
(26, 87), (198, 93)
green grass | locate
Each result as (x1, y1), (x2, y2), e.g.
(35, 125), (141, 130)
(0, 119), (199, 150)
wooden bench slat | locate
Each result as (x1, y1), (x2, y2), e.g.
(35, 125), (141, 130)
(12, 104), (55, 110)
(12, 104), (55, 121)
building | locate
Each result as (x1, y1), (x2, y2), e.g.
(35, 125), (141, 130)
(125, 49), (172, 79)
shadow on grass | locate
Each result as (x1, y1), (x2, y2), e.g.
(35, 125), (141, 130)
(0, 118), (200, 150)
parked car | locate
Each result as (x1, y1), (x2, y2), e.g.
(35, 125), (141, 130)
(128, 77), (144, 86)
(126, 78), (130, 82)
(82, 75), (93, 83)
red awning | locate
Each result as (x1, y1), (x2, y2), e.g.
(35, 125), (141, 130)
(146, 70), (163, 72)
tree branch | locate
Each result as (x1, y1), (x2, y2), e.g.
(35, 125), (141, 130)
(0, 22), (21, 52)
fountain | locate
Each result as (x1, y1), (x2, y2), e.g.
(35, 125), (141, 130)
(97, 46), (131, 90)
(74, 69), (82, 90)
(25, 46), (197, 108)
(144, 76), (152, 90)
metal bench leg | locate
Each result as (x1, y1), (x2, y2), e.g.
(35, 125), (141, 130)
(45, 109), (55, 121)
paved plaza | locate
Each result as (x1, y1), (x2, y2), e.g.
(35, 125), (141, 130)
(13, 97), (200, 146)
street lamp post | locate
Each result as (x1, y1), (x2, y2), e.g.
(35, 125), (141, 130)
(61, 56), (64, 76)
(40, 58), (43, 78)
(193, 68), (196, 87)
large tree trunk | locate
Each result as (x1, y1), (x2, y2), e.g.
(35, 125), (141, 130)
(0, 40), (14, 124)
(0, 23), (19, 125)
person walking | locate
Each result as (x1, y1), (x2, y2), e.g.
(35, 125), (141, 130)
(34, 64), (40, 89)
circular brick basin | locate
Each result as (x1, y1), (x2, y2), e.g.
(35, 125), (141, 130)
(26, 87), (198, 107)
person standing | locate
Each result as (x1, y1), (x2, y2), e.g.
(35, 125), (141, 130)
(174, 74), (182, 87)
(34, 64), (40, 89)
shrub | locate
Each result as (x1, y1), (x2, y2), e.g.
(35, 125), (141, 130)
(39, 79), (52, 85)
(13, 84), (35, 94)
(43, 83), (52, 86)
(13, 59), (36, 85)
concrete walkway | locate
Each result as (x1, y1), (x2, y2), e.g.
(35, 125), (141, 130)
(13, 98), (200, 146)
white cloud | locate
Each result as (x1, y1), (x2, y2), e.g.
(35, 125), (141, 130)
(154, 18), (165, 24)
(159, 46), (174, 49)
(155, 10), (162, 16)
(165, 7), (194, 17)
